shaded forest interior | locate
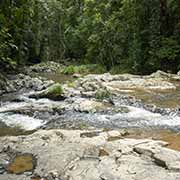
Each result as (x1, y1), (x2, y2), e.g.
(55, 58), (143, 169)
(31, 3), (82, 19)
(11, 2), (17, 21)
(0, 0), (180, 74)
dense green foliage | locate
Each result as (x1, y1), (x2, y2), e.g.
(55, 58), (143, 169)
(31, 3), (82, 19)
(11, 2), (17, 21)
(61, 64), (106, 75)
(0, 0), (65, 70)
(0, 0), (180, 74)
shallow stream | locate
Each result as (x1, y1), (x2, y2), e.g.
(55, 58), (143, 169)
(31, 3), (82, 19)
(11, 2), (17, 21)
(0, 73), (180, 150)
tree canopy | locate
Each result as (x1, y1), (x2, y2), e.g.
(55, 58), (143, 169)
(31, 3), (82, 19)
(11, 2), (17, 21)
(0, 0), (180, 74)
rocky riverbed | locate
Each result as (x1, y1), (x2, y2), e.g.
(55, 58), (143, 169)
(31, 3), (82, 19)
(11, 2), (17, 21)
(1, 129), (180, 180)
(0, 63), (180, 179)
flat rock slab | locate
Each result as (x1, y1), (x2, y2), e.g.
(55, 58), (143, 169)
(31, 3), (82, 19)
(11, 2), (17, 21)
(0, 129), (180, 180)
(76, 73), (177, 94)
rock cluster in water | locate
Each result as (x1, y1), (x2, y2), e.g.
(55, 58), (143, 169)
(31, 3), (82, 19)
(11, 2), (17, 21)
(74, 71), (179, 96)
(0, 67), (180, 131)
(0, 74), (54, 96)
(26, 61), (65, 73)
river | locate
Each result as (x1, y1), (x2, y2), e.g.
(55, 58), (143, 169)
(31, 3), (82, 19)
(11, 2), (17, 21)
(0, 72), (180, 150)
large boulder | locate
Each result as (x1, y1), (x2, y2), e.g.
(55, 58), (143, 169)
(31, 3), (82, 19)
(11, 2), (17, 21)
(27, 61), (64, 73)
(0, 73), (54, 96)
(30, 83), (65, 101)
(12, 74), (54, 91)
(178, 71), (180, 76)
(150, 70), (180, 81)
(134, 141), (180, 171)
(150, 70), (171, 79)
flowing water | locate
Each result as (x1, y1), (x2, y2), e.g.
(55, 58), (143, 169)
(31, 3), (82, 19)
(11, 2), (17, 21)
(0, 74), (180, 150)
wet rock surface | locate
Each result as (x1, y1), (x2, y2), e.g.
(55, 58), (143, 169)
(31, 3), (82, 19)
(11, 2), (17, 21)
(6, 153), (36, 174)
(0, 130), (180, 180)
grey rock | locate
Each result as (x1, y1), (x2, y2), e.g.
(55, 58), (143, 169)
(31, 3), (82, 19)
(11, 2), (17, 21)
(74, 72), (177, 98)
(0, 130), (180, 180)
(0, 165), (5, 174)
(153, 148), (180, 171)
(177, 71), (180, 76)
(27, 61), (64, 73)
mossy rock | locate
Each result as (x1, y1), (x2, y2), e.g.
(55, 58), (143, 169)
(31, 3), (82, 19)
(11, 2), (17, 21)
(67, 81), (77, 88)
(95, 89), (111, 100)
(62, 65), (77, 74)
(30, 83), (65, 101)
